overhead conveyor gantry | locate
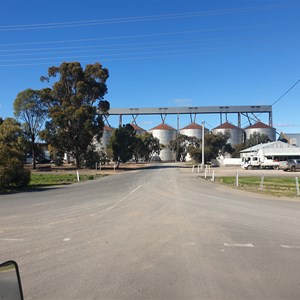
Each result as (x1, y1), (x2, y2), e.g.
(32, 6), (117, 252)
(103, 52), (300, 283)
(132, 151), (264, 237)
(100, 105), (273, 128)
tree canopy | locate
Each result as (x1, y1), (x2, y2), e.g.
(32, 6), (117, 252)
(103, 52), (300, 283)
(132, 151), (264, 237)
(14, 88), (48, 169)
(189, 132), (232, 163)
(133, 132), (160, 162)
(0, 118), (30, 188)
(108, 124), (136, 167)
(40, 62), (109, 168)
(246, 132), (270, 148)
(169, 134), (200, 162)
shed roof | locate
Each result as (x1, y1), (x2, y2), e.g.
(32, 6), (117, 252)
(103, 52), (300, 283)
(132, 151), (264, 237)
(240, 141), (298, 153)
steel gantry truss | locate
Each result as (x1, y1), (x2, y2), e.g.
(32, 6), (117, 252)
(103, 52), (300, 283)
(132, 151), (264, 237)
(100, 105), (273, 129)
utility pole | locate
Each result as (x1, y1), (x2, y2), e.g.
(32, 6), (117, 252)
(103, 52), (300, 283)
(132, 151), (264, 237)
(201, 120), (205, 169)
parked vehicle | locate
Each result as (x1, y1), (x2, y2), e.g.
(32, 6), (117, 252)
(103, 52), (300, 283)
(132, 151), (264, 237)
(280, 159), (300, 172)
(241, 155), (279, 170)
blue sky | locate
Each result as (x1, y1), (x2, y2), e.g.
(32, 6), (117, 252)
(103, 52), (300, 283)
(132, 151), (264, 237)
(1, 0), (300, 134)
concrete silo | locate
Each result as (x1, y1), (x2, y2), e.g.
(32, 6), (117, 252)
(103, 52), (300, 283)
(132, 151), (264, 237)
(212, 122), (243, 146)
(148, 123), (177, 161)
(244, 121), (276, 142)
(179, 122), (209, 139)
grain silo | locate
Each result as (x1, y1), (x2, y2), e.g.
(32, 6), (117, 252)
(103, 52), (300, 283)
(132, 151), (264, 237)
(101, 125), (114, 149)
(179, 122), (209, 139)
(212, 122), (243, 146)
(244, 121), (276, 142)
(131, 123), (146, 136)
(148, 123), (177, 161)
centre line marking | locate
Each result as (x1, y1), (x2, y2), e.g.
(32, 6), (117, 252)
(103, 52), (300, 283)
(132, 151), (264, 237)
(224, 243), (254, 248)
(108, 185), (142, 210)
(280, 245), (300, 249)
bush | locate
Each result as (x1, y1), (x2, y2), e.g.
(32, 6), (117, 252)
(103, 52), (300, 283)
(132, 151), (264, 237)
(0, 164), (31, 188)
(0, 147), (31, 188)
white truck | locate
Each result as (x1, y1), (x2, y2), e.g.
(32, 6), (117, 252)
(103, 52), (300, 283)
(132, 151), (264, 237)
(241, 155), (279, 170)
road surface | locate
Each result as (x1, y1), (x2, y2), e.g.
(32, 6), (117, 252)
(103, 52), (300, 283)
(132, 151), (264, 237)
(1, 164), (300, 299)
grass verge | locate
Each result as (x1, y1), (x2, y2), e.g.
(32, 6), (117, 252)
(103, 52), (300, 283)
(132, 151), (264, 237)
(216, 176), (300, 198)
(29, 173), (108, 187)
(0, 173), (109, 193)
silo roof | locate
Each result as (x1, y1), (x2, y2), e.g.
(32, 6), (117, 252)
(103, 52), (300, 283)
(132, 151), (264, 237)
(131, 123), (145, 131)
(245, 121), (273, 129)
(103, 125), (113, 131)
(213, 122), (240, 130)
(149, 123), (176, 130)
(181, 122), (203, 130)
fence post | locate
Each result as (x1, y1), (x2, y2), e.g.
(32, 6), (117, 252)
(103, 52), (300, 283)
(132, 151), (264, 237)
(192, 165), (195, 173)
(211, 170), (215, 182)
(260, 173), (264, 191)
(296, 177), (300, 196)
(236, 171), (239, 187)
(76, 170), (80, 182)
(197, 165), (200, 173)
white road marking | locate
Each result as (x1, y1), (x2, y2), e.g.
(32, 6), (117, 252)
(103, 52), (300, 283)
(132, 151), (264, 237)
(108, 185), (142, 210)
(224, 243), (254, 248)
(280, 245), (300, 249)
(1, 238), (24, 242)
(63, 237), (71, 242)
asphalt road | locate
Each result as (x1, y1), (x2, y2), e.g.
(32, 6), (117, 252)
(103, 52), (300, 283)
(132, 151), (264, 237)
(1, 164), (300, 300)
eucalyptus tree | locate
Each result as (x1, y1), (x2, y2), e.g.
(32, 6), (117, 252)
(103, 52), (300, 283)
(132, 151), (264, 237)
(40, 62), (109, 168)
(0, 118), (30, 188)
(14, 89), (48, 169)
(108, 124), (136, 168)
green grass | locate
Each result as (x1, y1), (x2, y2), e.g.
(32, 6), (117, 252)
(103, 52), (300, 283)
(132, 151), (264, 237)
(216, 176), (300, 198)
(29, 173), (107, 187)
(0, 173), (109, 193)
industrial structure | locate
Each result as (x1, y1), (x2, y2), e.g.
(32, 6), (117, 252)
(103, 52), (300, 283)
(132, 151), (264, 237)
(99, 105), (277, 161)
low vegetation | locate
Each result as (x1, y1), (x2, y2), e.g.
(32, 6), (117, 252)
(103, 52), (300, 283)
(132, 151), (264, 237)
(0, 173), (108, 193)
(216, 176), (300, 198)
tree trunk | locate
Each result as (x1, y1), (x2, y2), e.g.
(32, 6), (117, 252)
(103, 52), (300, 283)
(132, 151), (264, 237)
(32, 137), (36, 170)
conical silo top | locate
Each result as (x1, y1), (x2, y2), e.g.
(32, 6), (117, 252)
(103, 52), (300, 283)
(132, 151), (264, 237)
(103, 125), (113, 131)
(150, 123), (176, 130)
(181, 122), (204, 130)
(213, 122), (241, 130)
(245, 121), (273, 129)
(130, 123), (145, 131)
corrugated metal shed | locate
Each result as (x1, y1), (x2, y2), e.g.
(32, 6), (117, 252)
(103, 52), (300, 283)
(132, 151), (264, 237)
(240, 141), (297, 154)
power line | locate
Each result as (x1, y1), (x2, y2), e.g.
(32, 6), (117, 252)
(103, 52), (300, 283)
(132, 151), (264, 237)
(0, 3), (297, 32)
(0, 24), (276, 47)
(241, 79), (300, 127)
(259, 79), (300, 117)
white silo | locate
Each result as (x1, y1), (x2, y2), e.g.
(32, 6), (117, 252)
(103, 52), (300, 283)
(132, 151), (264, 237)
(179, 122), (209, 139)
(100, 125), (114, 150)
(244, 121), (276, 142)
(148, 123), (177, 161)
(179, 122), (209, 161)
(212, 122), (243, 146)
